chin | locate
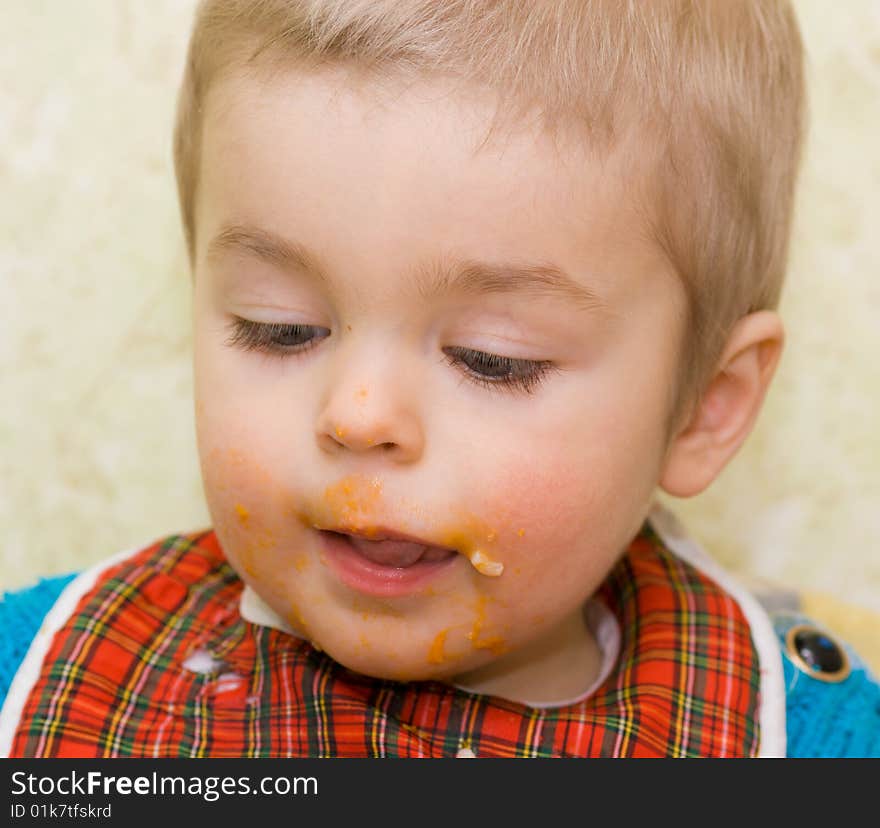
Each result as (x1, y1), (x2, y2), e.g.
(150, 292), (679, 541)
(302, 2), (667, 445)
(317, 640), (463, 685)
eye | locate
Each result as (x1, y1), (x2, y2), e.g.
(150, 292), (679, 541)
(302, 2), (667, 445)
(443, 346), (556, 395)
(225, 317), (330, 356)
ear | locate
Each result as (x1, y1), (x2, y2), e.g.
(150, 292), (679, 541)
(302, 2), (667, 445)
(659, 310), (784, 498)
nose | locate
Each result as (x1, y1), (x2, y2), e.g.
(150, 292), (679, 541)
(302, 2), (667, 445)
(315, 344), (425, 463)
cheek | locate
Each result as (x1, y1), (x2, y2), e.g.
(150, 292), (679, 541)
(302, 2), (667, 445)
(198, 430), (306, 569)
(466, 425), (659, 618)
(194, 343), (302, 545)
(198, 444), (320, 635)
(480, 461), (603, 583)
(199, 446), (281, 566)
(476, 439), (631, 549)
(193, 332), (313, 628)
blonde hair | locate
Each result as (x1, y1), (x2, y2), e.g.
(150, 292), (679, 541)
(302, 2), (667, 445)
(173, 0), (806, 423)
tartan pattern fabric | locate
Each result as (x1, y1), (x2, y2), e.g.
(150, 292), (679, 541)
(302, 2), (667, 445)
(8, 524), (761, 757)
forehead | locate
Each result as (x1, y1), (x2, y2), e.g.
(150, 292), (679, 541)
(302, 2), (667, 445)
(195, 66), (671, 305)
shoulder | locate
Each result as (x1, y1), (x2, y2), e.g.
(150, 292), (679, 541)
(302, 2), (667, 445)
(0, 574), (77, 710)
(0, 530), (227, 717)
(757, 590), (880, 758)
(648, 502), (880, 758)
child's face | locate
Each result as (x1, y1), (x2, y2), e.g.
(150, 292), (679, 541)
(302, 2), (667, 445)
(192, 67), (686, 684)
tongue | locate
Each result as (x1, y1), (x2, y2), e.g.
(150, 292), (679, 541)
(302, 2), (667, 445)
(346, 536), (430, 567)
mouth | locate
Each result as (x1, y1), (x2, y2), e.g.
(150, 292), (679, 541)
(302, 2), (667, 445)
(315, 526), (459, 597)
(327, 527), (457, 566)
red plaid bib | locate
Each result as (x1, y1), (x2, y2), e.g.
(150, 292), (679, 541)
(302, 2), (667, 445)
(8, 524), (761, 757)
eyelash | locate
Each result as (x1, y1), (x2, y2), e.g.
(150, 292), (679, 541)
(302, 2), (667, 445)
(225, 317), (556, 394)
(441, 347), (555, 395)
(225, 317), (329, 356)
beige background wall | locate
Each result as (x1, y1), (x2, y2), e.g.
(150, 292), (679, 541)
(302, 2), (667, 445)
(2, 2), (879, 621)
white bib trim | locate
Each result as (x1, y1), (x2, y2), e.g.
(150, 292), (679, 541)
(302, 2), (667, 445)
(0, 546), (141, 757)
(1, 505), (786, 757)
(647, 502), (786, 758)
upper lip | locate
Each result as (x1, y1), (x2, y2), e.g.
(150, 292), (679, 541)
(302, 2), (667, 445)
(318, 525), (451, 549)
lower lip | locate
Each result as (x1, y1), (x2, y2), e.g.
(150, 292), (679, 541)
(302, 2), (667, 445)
(317, 531), (458, 597)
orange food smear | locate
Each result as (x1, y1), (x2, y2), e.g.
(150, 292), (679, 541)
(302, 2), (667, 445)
(286, 602), (310, 638)
(317, 475), (384, 532)
(428, 629), (449, 664)
(234, 503), (250, 526)
(472, 635), (506, 655)
(234, 526), (276, 582)
(466, 596), (507, 655)
(436, 514), (504, 576)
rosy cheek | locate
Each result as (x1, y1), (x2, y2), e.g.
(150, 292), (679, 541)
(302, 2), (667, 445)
(442, 458), (614, 647)
(478, 462), (588, 562)
(200, 447), (284, 570)
(203, 446), (281, 510)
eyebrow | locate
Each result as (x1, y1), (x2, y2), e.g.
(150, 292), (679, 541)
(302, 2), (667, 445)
(207, 223), (607, 313)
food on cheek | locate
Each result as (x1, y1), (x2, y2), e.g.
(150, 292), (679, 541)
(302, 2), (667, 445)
(285, 601), (311, 639)
(435, 516), (508, 578)
(351, 596), (403, 620)
(427, 629), (449, 664)
(223, 504), (275, 561)
(229, 521), (277, 580)
(466, 595), (507, 655)
(466, 549), (504, 577)
(427, 617), (506, 668)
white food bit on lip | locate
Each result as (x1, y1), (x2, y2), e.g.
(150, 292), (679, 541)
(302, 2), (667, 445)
(468, 549), (504, 577)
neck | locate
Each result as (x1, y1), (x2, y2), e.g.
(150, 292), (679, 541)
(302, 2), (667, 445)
(452, 607), (600, 707)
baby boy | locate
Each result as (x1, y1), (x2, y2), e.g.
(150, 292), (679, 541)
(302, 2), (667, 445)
(2, 0), (878, 757)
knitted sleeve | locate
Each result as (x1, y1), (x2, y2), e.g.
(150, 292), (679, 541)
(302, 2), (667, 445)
(0, 574), (76, 711)
(774, 611), (880, 758)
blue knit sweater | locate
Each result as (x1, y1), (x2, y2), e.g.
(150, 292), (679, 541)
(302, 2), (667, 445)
(2, 574), (878, 757)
